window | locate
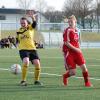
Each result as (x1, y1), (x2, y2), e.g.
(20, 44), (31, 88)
(0, 15), (6, 20)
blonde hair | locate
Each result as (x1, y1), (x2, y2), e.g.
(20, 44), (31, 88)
(68, 15), (77, 22)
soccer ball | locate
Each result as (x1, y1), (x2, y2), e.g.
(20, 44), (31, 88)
(10, 64), (22, 74)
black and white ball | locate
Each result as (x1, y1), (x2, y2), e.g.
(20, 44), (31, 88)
(10, 64), (22, 74)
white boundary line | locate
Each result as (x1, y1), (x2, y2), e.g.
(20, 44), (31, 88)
(0, 68), (9, 71)
(0, 68), (100, 81)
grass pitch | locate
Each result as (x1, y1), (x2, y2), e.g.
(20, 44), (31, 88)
(0, 48), (100, 100)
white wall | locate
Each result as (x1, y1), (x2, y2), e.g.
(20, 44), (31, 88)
(0, 13), (49, 30)
(0, 14), (23, 23)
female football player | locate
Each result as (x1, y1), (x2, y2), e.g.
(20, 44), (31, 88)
(62, 15), (92, 87)
(16, 11), (42, 86)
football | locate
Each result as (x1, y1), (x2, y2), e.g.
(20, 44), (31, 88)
(10, 64), (22, 74)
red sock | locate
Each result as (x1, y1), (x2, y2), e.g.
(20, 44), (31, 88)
(82, 71), (89, 83)
(63, 71), (70, 86)
(63, 71), (70, 78)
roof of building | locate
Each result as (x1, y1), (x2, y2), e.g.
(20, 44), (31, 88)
(0, 8), (36, 14)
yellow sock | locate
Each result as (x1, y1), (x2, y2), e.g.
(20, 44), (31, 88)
(22, 64), (28, 81)
(34, 65), (41, 81)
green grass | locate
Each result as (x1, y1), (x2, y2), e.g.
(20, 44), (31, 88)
(0, 48), (100, 100)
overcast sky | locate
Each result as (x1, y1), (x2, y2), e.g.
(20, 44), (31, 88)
(0, 0), (65, 11)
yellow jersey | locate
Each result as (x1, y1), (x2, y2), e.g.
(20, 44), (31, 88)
(16, 24), (36, 50)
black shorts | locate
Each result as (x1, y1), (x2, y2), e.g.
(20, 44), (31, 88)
(19, 50), (40, 62)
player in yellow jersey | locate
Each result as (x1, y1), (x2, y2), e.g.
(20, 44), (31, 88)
(16, 11), (42, 86)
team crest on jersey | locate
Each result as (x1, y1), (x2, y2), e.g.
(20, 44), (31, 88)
(20, 34), (30, 40)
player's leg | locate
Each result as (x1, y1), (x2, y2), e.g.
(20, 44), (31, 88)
(63, 53), (76, 86)
(33, 59), (41, 81)
(30, 50), (42, 85)
(19, 50), (29, 86)
(76, 53), (92, 87)
(32, 59), (43, 86)
(63, 52), (69, 85)
(63, 68), (76, 86)
(80, 64), (92, 87)
(22, 57), (29, 81)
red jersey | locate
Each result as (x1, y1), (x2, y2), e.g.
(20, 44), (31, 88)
(63, 27), (85, 68)
(63, 27), (80, 53)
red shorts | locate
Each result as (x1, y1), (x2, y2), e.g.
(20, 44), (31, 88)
(66, 52), (85, 69)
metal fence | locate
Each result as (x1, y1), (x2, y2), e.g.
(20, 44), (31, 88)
(0, 22), (100, 48)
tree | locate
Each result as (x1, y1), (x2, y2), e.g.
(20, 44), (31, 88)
(34, 0), (48, 13)
(44, 9), (64, 23)
(63, 0), (94, 29)
(86, 13), (96, 29)
(17, 0), (34, 14)
(96, 0), (100, 30)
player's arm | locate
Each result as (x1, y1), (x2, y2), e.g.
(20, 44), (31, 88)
(65, 41), (82, 53)
(31, 20), (37, 28)
(31, 14), (37, 28)
(27, 11), (37, 28)
(16, 37), (19, 44)
(16, 32), (19, 44)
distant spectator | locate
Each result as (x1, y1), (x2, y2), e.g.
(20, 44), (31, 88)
(0, 38), (10, 48)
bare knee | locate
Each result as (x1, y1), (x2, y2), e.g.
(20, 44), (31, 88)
(80, 64), (88, 72)
(69, 69), (76, 76)
(23, 57), (29, 66)
(32, 59), (40, 69)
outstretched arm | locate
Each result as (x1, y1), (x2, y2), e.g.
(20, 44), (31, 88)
(27, 11), (37, 28)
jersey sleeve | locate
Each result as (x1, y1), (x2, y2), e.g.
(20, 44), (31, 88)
(16, 32), (19, 44)
(31, 21), (37, 28)
(29, 21), (37, 30)
(63, 29), (70, 42)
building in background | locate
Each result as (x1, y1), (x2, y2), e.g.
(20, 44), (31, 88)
(0, 7), (49, 30)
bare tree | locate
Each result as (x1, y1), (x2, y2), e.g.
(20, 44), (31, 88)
(63, 0), (94, 29)
(44, 10), (64, 23)
(44, 7), (55, 22)
(86, 13), (96, 29)
(17, 0), (34, 14)
(33, 0), (48, 31)
(34, 0), (48, 13)
(96, 0), (100, 30)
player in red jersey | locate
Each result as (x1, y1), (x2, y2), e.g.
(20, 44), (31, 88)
(62, 15), (92, 87)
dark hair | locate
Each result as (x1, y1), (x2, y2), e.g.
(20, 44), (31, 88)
(20, 17), (31, 24)
(21, 17), (27, 20)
